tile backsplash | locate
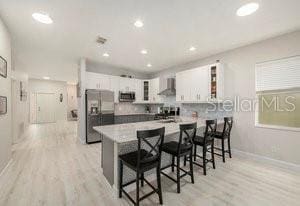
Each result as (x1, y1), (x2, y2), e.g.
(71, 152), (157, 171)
(114, 103), (145, 115)
(114, 102), (161, 115)
(160, 95), (232, 119)
(115, 96), (232, 119)
(180, 103), (232, 119)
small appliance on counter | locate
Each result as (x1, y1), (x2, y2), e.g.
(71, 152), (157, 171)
(154, 106), (180, 120)
(192, 111), (198, 118)
(145, 105), (151, 113)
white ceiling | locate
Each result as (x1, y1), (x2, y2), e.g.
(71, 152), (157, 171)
(0, 0), (300, 82)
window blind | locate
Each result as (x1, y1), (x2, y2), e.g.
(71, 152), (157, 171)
(255, 56), (300, 92)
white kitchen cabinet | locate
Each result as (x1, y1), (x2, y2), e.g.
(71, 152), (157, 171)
(176, 63), (224, 103)
(149, 78), (161, 103)
(176, 70), (191, 102)
(119, 77), (136, 92)
(86, 72), (111, 90)
(190, 66), (210, 102)
(110, 76), (120, 103)
(142, 80), (150, 101)
(134, 79), (143, 102)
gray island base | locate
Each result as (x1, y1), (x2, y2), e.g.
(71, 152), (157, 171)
(94, 117), (224, 192)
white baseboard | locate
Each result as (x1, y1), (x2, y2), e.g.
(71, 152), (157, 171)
(0, 159), (13, 178)
(232, 149), (300, 172)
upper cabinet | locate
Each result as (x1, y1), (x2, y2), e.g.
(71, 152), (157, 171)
(85, 72), (164, 104)
(142, 80), (149, 101)
(86, 72), (111, 90)
(119, 77), (136, 92)
(134, 79), (143, 102)
(135, 78), (162, 103)
(149, 78), (161, 103)
(176, 69), (192, 102)
(110, 76), (120, 103)
(176, 63), (224, 103)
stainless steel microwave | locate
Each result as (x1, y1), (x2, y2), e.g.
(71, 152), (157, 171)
(119, 91), (136, 102)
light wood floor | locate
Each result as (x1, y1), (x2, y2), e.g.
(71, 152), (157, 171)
(0, 121), (299, 206)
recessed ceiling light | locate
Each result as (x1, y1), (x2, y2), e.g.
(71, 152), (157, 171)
(103, 53), (109, 57)
(43, 76), (50, 80)
(32, 12), (53, 24)
(141, 49), (148, 54)
(134, 20), (144, 28)
(189, 46), (196, 51)
(236, 3), (259, 17)
(147, 63), (152, 67)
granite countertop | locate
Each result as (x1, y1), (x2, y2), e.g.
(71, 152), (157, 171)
(114, 113), (156, 116)
(94, 116), (224, 143)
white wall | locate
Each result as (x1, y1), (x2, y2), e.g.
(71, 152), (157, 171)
(13, 49), (78, 83)
(28, 79), (68, 122)
(11, 71), (29, 144)
(153, 30), (300, 165)
(67, 84), (77, 120)
(0, 17), (12, 172)
(87, 60), (150, 79)
(77, 59), (86, 143)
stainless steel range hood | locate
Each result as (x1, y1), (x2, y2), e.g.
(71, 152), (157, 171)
(158, 78), (176, 96)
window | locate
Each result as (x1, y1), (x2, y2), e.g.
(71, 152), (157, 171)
(257, 90), (300, 128)
(255, 56), (300, 130)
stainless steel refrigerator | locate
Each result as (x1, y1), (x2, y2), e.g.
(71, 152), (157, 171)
(85, 89), (114, 144)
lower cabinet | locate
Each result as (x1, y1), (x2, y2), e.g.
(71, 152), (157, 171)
(114, 114), (155, 124)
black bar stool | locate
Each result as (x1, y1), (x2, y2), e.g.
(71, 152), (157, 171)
(118, 127), (165, 206)
(193, 119), (217, 175)
(212, 117), (233, 162)
(160, 123), (196, 193)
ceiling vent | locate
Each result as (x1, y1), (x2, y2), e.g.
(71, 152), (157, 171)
(96, 36), (107, 45)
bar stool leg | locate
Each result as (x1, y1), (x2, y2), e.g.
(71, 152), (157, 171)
(141, 173), (144, 187)
(171, 156), (175, 172)
(212, 143), (216, 169)
(184, 155), (187, 166)
(203, 146), (207, 176)
(156, 167), (163, 205)
(228, 137), (232, 158)
(136, 171), (140, 206)
(222, 139), (225, 162)
(119, 160), (123, 198)
(194, 145), (197, 161)
(189, 150), (194, 183)
(176, 156), (180, 193)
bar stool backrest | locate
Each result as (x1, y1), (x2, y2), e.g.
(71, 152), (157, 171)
(222, 117), (233, 138)
(136, 127), (165, 166)
(203, 119), (217, 143)
(177, 123), (197, 154)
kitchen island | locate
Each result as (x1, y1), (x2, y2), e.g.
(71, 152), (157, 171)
(93, 116), (223, 192)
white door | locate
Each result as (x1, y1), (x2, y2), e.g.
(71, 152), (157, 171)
(36, 93), (55, 123)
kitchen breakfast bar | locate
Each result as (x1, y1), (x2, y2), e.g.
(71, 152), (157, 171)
(93, 117), (223, 192)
